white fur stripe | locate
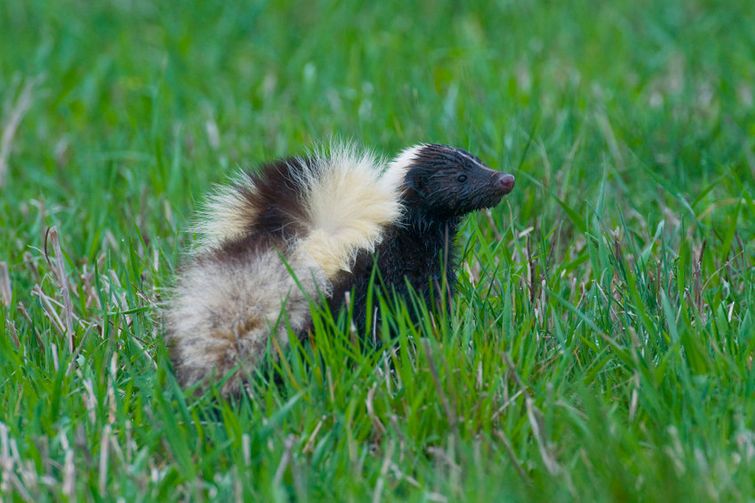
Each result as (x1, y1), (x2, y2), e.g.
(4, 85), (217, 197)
(298, 143), (404, 276)
(192, 170), (257, 252)
(383, 144), (424, 190)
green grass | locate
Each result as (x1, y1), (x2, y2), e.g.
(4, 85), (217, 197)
(1, 0), (753, 500)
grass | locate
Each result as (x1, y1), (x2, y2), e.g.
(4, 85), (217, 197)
(0, 0), (753, 500)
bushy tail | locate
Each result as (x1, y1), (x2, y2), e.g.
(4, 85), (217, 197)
(165, 142), (404, 395)
(295, 144), (404, 276)
(194, 143), (404, 272)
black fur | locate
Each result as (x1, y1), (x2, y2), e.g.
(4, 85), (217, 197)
(241, 157), (313, 241)
(212, 157), (315, 262)
(330, 144), (515, 339)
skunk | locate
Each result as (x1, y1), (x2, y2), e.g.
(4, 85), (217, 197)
(329, 143), (515, 337)
(165, 143), (514, 395)
(165, 145), (405, 394)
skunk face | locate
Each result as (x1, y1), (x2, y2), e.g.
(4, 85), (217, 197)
(403, 144), (515, 217)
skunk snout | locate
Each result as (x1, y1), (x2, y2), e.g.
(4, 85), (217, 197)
(494, 173), (515, 195)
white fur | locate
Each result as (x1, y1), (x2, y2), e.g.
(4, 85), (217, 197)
(297, 143), (404, 276)
(166, 250), (327, 395)
(385, 144), (424, 186)
(192, 170), (257, 252)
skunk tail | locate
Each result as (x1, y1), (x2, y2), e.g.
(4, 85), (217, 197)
(165, 143), (403, 394)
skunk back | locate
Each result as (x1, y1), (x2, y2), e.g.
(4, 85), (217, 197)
(166, 143), (404, 394)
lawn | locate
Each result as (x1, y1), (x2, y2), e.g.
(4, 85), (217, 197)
(0, 0), (753, 501)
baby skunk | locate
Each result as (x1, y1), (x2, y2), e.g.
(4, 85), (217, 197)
(165, 145), (405, 395)
(329, 144), (515, 337)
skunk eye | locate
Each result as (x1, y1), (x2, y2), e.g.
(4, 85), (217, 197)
(457, 174), (467, 183)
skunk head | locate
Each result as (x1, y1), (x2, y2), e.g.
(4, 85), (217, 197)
(391, 144), (515, 218)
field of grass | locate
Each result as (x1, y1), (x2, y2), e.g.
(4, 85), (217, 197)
(1, 0), (753, 500)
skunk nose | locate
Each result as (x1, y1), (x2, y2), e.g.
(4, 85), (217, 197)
(495, 173), (515, 194)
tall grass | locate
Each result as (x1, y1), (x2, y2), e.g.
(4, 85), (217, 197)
(0, 0), (752, 500)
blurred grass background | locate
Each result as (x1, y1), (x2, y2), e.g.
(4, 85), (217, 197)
(0, 0), (753, 501)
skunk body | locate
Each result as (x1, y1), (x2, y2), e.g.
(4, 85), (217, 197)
(330, 144), (515, 337)
(166, 142), (514, 394)
(166, 145), (404, 394)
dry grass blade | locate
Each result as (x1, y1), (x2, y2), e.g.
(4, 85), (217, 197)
(366, 384), (386, 435)
(1, 422), (11, 494)
(60, 433), (75, 499)
(502, 352), (532, 401)
(45, 227), (75, 351)
(98, 425), (111, 493)
(526, 397), (561, 475)
(372, 441), (395, 503)
(491, 389), (524, 421)
(0, 261), (11, 307)
(30, 284), (66, 335)
(303, 417), (326, 454)
(273, 435), (295, 487)
(0, 77), (38, 187)
(494, 429), (532, 486)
